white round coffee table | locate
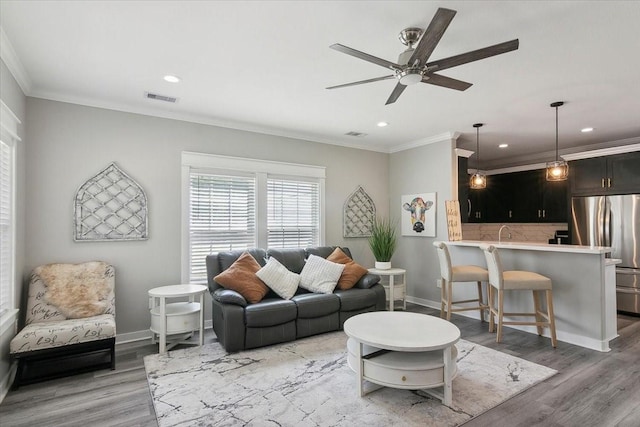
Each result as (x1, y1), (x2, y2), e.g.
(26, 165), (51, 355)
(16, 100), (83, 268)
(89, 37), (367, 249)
(344, 311), (460, 406)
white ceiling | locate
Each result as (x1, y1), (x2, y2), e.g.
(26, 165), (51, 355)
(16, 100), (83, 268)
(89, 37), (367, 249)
(2, 1), (639, 169)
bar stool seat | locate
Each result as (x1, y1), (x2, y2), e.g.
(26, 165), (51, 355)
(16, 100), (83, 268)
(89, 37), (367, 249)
(480, 244), (557, 348)
(433, 241), (489, 321)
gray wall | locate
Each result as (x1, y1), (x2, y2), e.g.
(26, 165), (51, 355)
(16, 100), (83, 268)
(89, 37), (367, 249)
(389, 138), (455, 304)
(24, 98), (389, 337)
(0, 58), (26, 395)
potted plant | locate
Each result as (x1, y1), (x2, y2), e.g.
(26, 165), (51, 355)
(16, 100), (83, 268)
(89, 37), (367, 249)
(368, 217), (397, 270)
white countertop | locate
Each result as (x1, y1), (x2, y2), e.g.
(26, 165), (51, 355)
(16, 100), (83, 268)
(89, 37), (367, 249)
(447, 240), (612, 254)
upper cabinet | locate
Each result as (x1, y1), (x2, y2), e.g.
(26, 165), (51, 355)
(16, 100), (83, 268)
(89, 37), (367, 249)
(569, 151), (640, 195)
(460, 167), (567, 223)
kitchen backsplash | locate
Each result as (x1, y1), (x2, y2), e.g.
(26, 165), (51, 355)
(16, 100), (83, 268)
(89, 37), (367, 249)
(461, 223), (568, 243)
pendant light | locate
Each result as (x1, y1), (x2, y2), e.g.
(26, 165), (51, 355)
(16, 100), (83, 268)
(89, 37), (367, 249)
(469, 123), (486, 189)
(546, 101), (568, 181)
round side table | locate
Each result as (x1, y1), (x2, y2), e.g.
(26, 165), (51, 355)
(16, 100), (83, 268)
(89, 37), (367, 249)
(368, 268), (406, 311)
(148, 284), (207, 354)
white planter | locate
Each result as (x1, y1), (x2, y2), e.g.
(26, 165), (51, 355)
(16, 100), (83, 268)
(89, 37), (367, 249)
(375, 261), (392, 270)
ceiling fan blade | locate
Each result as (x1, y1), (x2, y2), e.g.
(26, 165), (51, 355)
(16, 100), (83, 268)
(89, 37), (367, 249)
(422, 73), (472, 91)
(409, 8), (456, 67)
(385, 83), (408, 105)
(330, 44), (401, 71)
(326, 75), (395, 90)
(427, 39), (519, 72)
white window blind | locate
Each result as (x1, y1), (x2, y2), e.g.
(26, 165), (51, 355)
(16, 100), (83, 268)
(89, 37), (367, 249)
(0, 140), (13, 316)
(267, 178), (319, 248)
(189, 173), (256, 283)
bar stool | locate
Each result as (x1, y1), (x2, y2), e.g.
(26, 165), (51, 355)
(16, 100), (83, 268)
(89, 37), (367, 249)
(479, 244), (557, 348)
(433, 241), (489, 321)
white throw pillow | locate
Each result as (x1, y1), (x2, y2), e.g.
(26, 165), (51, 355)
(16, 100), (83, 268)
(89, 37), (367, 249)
(256, 256), (300, 300)
(299, 254), (345, 294)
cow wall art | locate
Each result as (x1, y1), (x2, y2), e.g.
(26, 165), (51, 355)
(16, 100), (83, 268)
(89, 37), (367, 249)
(401, 193), (436, 237)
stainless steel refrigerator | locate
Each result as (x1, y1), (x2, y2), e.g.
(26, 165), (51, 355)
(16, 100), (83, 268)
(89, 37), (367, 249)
(571, 194), (640, 314)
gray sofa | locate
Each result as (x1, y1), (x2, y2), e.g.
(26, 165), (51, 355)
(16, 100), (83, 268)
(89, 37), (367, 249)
(206, 246), (385, 352)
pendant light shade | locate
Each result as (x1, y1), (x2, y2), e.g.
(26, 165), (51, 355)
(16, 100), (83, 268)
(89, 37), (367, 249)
(546, 101), (569, 181)
(470, 123), (486, 189)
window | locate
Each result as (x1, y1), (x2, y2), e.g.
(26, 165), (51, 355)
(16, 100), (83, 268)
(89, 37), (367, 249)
(182, 152), (325, 283)
(189, 173), (256, 281)
(267, 178), (319, 248)
(0, 101), (20, 321)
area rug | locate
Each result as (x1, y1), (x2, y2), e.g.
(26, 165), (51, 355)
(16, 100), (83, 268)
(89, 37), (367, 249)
(144, 332), (556, 426)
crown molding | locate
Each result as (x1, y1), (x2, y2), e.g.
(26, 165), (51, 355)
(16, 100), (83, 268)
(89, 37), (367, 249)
(389, 131), (460, 153)
(455, 148), (474, 158)
(0, 26), (32, 95)
(561, 139), (640, 161)
(29, 89), (395, 154)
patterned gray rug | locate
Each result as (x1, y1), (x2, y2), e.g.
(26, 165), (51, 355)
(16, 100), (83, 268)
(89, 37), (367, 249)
(144, 332), (556, 426)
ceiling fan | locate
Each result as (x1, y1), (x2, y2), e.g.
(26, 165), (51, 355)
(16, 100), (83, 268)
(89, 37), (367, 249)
(327, 7), (519, 105)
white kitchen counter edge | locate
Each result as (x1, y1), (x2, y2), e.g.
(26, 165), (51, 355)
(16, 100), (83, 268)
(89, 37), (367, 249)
(447, 240), (612, 254)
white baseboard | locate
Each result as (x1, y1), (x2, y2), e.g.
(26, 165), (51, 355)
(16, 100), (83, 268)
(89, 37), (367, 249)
(0, 361), (16, 404)
(116, 320), (213, 344)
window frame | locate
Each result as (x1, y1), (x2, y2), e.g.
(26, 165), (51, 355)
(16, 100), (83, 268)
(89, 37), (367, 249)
(0, 100), (21, 333)
(181, 151), (325, 284)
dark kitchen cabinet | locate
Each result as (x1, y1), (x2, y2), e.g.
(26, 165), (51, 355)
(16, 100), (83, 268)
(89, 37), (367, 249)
(570, 151), (640, 195)
(459, 168), (567, 223)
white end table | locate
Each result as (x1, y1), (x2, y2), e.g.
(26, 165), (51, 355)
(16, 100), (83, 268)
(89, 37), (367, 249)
(368, 268), (406, 311)
(344, 311), (460, 407)
(148, 284), (207, 354)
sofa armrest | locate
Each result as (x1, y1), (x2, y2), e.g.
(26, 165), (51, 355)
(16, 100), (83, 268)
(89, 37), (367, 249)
(354, 273), (381, 289)
(213, 288), (248, 307)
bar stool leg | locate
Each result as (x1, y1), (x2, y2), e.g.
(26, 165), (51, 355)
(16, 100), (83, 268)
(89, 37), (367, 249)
(546, 290), (557, 348)
(440, 279), (446, 319)
(446, 280), (454, 321)
(476, 281), (485, 322)
(488, 286), (495, 333)
(496, 289), (505, 343)
(533, 290), (544, 336)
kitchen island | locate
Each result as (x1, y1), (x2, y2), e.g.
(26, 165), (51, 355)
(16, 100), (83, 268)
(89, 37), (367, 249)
(446, 240), (618, 352)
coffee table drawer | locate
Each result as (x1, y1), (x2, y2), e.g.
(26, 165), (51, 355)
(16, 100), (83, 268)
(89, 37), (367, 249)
(347, 338), (458, 389)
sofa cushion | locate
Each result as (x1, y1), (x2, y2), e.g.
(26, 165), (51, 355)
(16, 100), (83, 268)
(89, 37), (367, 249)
(292, 293), (340, 318)
(299, 254), (344, 294)
(266, 248), (306, 274)
(10, 314), (116, 354)
(256, 257), (300, 300)
(214, 252), (269, 304)
(245, 298), (297, 327)
(305, 246), (338, 259)
(217, 249), (267, 271)
(334, 288), (379, 311)
(327, 247), (368, 290)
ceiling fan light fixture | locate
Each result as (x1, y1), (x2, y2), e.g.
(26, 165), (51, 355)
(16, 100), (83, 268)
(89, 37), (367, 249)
(470, 123), (486, 190)
(546, 101), (568, 182)
(398, 69), (423, 85)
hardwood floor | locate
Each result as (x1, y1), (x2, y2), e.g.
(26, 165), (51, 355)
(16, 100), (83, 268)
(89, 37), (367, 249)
(1, 305), (639, 426)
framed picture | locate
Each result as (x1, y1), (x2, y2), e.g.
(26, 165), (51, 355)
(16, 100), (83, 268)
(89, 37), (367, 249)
(401, 192), (436, 237)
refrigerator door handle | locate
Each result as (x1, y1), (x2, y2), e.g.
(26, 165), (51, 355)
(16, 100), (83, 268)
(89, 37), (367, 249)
(604, 197), (611, 247)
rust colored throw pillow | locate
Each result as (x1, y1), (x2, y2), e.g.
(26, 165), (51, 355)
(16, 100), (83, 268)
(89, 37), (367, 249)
(327, 247), (368, 290)
(213, 252), (268, 304)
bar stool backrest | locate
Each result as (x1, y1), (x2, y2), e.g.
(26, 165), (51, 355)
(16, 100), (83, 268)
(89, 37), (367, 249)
(480, 244), (504, 290)
(433, 241), (453, 282)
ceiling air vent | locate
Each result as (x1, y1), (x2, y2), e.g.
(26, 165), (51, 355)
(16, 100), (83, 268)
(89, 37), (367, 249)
(144, 92), (178, 103)
(345, 131), (367, 137)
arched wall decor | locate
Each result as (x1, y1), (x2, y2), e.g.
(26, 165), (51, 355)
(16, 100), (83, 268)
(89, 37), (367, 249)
(343, 185), (376, 238)
(74, 162), (148, 241)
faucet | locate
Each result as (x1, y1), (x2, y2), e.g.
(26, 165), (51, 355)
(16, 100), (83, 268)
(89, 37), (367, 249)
(498, 225), (512, 243)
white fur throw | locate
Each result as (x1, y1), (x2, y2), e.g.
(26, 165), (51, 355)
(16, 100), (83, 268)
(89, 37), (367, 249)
(39, 261), (114, 319)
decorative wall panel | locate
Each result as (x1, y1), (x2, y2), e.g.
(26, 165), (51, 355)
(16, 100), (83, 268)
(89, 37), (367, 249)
(74, 163), (148, 241)
(343, 186), (376, 238)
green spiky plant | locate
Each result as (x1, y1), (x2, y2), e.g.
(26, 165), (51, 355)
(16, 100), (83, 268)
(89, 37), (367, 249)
(368, 217), (397, 262)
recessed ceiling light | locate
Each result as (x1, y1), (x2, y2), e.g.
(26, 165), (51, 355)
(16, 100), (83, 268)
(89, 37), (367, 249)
(377, 121), (388, 127)
(163, 75), (181, 83)
(498, 143), (509, 148)
(581, 127), (594, 133)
